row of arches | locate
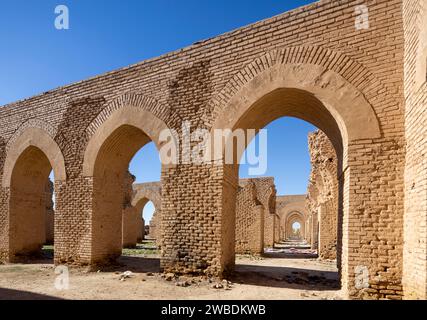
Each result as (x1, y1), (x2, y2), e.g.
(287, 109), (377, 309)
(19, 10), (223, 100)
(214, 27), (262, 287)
(0, 59), (384, 297)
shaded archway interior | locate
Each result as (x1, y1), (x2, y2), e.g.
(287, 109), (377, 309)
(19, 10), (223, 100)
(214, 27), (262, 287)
(285, 211), (305, 240)
(225, 88), (344, 275)
(91, 124), (152, 263)
(9, 146), (53, 258)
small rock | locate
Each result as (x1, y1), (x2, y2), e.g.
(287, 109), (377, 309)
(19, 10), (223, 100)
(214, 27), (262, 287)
(176, 280), (191, 287)
(165, 273), (175, 281)
(146, 272), (154, 276)
(119, 271), (133, 281)
(212, 283), (223, 289)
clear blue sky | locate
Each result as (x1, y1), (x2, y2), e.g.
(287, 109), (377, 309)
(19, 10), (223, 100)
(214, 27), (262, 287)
(1, 0), (317, 221)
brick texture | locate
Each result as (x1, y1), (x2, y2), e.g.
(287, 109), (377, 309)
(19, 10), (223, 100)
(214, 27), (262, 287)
(0, 0), (419, 299)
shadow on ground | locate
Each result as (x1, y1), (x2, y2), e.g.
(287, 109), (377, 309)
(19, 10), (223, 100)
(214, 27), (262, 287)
(97, 256), (161, 274)
(262, 252), (318, 259)
(0, 287), (62, 300)
(232, 264), (340, 291)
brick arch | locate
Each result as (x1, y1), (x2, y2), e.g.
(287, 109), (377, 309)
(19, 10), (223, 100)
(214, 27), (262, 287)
(281, 209), (308, 231)
(132, 184), (162, 246)
(1, 125), (66, 261)
(415, 1), (427, 90)
(82, 97), (174, 264)
(3, 126), (66, 187)
(86, 92), (169, 137)
(132, 187), (161, 213)
(284, 211), (306, 240)
(209, 46), (382, 153)
(83, 101), (175, 177)
(6, 119), (58, 153)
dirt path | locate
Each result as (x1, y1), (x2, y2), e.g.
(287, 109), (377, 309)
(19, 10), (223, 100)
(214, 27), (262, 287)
(0, 254), (342, 300)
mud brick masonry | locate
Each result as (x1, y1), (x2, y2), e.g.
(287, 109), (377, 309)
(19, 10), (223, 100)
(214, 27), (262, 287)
(132, 178), (280, 254)
(125, 181), (162, 247)
(0, 0), (426, 299)
(307, 130), (338, 261)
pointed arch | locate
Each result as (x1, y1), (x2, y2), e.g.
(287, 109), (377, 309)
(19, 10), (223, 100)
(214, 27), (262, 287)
(3, 126), (66, 187)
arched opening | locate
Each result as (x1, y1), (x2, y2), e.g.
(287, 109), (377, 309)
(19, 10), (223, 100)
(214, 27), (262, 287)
(128, 141), (161, 247)
(231, 111), (341, 292)
(83, 105), (169, 265)
(205, 60), (381, 297)
(215, 81), (358, 292)
(2, 127), (66, 263)
(123, 196), (160, 257)
(291, 222), (301, 238)
(9, 147), (53, 260)
(42, 170), (55, 260)
(142, 200), (155, 240)
(285, 211), (305, 241)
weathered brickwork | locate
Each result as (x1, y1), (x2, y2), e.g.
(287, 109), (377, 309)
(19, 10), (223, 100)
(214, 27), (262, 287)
(45, 180), (54, 245)
(135, 178), (277, 254)
(235, 180), (264, 254)
(122, 172), (138, 248)
(307, 130), (338, 261)
(402, 0), (427, 299)
(235, 177), (276, 254)
(0, 0), (419, 299)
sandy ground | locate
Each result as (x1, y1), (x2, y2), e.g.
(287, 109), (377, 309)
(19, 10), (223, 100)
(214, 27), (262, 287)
(0, 249), (342, 300)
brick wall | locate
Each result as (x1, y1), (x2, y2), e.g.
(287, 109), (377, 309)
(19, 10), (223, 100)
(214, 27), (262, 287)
(45, 180), (54, 245)
(0, 0), (411, 299)
(122, 172), (138, 248)
(402, 0), (427, 299)
(235, 177), (276, 253)
(307, 130), (338, 261)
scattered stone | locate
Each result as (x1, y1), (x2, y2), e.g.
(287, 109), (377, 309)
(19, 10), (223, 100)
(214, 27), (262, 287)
(119, 271), (133, 281)
(212, 283), (223, 289)
(176, 280), (191, 287)
(164, 273), (175, 281)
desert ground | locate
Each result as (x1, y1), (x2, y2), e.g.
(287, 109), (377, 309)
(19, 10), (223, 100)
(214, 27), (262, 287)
(0, 241), (342, 300)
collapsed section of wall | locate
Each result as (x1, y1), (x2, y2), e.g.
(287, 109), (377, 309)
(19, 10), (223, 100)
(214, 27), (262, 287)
(307, 130), (338, 261)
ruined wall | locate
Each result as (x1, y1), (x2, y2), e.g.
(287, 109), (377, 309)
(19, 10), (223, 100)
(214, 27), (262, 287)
(149, 210), (160, 242)
(138, 178), (276, 254)
(251, 178), (276, 248)
(307, 130), (338, 261)
(402, 0), (427, 299)
(122, 172), (138, 248)
(45, 180), (54, 245)
(235, 179), (264, 254)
